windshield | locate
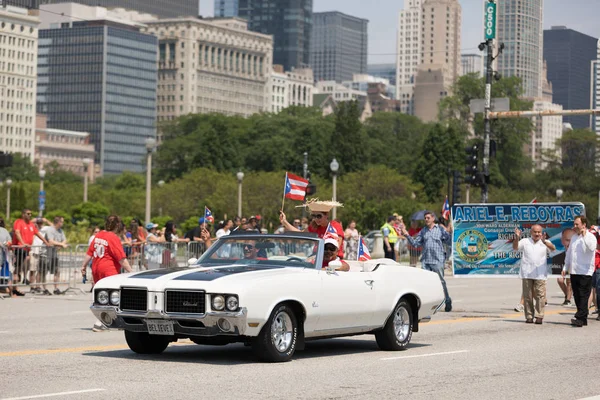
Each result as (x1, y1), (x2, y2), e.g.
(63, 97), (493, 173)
(196, 235), (320, 269)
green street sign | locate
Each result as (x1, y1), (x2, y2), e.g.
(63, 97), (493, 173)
(484, 1), (496, 40)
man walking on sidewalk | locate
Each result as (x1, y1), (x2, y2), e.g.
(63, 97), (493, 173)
(513, 225), (555, 324)
(401, 211), (453, 311)
(562, 215), (597, 327)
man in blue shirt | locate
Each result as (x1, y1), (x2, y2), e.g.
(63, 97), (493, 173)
(401, 211), (453, 312)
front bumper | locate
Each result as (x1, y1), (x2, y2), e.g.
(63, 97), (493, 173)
(90, 305), (248, 336)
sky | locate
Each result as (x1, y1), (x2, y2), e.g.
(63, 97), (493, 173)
(199, 0), (600, 64)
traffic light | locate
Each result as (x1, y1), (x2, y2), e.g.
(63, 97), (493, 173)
(452, 171), (462, 205)
(304, 171), (317, 196)
(465, 144), (479, 186)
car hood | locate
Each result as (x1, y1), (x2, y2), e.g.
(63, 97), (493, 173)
(95, 264), (313, 291)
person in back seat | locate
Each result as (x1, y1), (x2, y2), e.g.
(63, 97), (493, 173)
(322, 238), (349, 271)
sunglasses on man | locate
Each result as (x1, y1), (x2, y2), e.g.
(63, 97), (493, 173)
(324, 244), (337, 252)
(243, 244), (254, 250)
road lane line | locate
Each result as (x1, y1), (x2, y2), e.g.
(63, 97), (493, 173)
(0, 388), (105, 400)
(381, 350), (469, 361)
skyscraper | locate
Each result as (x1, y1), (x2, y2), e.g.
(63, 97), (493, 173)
(496, 0), (543, 99)
(544, 26), (599, 130)
(238, 0), (312, 71)
(310, 11), (368, 83)
(0, 6), (39, 161)
(413, 0), (462, 122)
(396, 0), (423, 112)
(461, 54), (483, 76)
(214, 0), (239, 17)
(37, 4), (158, 175)
(4, 0), (198, 18)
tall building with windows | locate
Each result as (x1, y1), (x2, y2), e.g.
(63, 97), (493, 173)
(496, 0), (543, 99)
(590, 45), (600, 136)
(143, 17), (272, 123)
(413, 0), (461, 122)
(396, 0), (423, 113)
(3, 0), (198, 18)
(461, 53), (483, 76)
(267, 65), (313, 113)
(0, 5), (39, 161)
(238, 0), (312, 71)
(214, 0), (239, 17)
(310, 11), (368, 83)
(544, 26), (599, 130)
(37, 3), (158, 175)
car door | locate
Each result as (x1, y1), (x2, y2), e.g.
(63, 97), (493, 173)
(315, 270), (376, 332)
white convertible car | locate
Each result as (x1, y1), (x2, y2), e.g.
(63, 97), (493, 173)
(90, 233), (445, 362)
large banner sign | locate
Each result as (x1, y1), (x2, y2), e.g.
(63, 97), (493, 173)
(452, 202), (585, 277)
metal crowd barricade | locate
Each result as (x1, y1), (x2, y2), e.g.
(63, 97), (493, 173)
(0, 244), (84, 297)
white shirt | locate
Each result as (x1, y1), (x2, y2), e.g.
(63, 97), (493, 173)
(564, 230), (597, 276)
(518, 238), (549, 280)
(216, 229), (230, 238)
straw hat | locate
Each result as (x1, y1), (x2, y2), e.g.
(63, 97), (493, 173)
(296, 198), (344, 213)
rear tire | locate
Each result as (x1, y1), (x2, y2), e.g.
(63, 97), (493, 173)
(252, 304), (298, 362)
(124, 330), (170, 354)
(375, 299), (413, 351)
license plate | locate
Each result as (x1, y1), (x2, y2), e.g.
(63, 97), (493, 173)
(146, 320), (174, 335)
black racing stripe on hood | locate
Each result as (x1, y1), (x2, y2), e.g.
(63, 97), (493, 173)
(131, 267), (189, 279)
(175, 265), (283, 281)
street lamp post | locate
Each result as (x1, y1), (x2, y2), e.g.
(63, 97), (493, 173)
(82, 158), (92, 203)
(330, 158), (339, 220)
(157, 180), (165, 216)
(145, 137), (157, 224)
(556, 188), (563, 203)
(38, 169), (46, 217)
(5, 178), (12, 223)
(236, 171), (244, 218)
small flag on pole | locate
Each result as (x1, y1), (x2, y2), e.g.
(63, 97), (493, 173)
(530, 198), (537, 204)
(324, 223), (338, 239)
(441, 196), (450, 220)
(204, 206), (214, 223)
(357, 236), (371, 261)
(284, 172), (309, 201)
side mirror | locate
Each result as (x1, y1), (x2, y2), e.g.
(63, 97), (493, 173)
(187, 258), (198, 266)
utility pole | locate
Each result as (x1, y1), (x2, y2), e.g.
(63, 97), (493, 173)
(481, 0), (497, 203)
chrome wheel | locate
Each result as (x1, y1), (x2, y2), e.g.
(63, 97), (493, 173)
(393, 306), (410, 342)
(271, 310), (293, 353)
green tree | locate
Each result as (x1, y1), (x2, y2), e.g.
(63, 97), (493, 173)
(330, 101), (366, 174)
(0, 153), (38, 182)
(71, 202), (110, 226)
(413, 124), (465, 202)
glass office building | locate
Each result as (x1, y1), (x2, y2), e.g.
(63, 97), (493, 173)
(310, 11), (368, 83)
(37, 21), (157, 174)
(214, 0), (239, 17)
(4, 0), (198, 18)
(544, 27), (599, 130)
(238, 0), (312, 71)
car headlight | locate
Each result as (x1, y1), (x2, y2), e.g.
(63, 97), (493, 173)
(226, 296), (238, 311)
(212, 295), (225, 311)
(97, 290), (109, 305)
(109, 290), (120, 306)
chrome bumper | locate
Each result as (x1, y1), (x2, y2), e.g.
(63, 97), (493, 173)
(90, 306), (247, 336)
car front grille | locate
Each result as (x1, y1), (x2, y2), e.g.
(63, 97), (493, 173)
(165, 290), (205, 314)
(120, 288), (148, 312)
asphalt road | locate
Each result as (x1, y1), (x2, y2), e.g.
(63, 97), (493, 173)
(1, 278), (600, 400)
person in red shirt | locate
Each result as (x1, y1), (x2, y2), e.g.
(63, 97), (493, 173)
(279, 199), (345, 259)
(11, 209), (50, 297)
(80, 215), (133, 332)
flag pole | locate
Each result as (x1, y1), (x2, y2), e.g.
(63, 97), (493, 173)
(281, 173), (287, 211)
(357, 235), (361, 261)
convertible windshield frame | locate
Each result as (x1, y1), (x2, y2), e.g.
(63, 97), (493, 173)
(196, 234), (324, 269)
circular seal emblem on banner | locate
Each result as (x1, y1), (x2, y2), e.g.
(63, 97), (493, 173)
(456, 229), (488, 263)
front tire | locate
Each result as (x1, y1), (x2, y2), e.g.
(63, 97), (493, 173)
(252, 304), (298, 362)
(124, 330), (170, 354)
(375, 299), (413, 351)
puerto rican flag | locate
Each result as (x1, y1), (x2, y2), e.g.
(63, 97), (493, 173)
(357, 236), (371, 261)
(530, 198), (537, 204)
(284, 172), (309, 201)
(204, 206), (214, 223)
(324, 223), (339, 239)
(441, 196), (450, 220)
